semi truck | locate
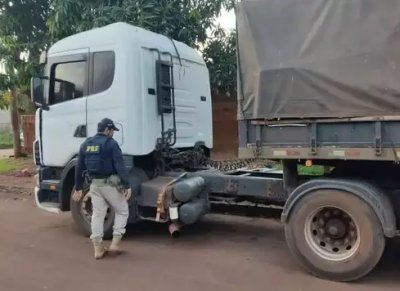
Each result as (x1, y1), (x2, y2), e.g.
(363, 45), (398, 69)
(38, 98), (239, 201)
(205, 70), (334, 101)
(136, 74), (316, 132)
(31, 0), (400, 282)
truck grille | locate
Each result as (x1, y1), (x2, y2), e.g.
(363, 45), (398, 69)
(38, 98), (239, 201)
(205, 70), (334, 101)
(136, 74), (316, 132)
(33, 140), (41, 165)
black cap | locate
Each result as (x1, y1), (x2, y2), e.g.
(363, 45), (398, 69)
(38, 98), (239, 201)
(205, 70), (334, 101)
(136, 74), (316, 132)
(97, 118), (119, 132)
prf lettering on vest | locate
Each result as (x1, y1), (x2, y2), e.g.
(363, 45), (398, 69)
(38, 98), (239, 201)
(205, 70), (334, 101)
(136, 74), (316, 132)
(86, 145), (100, 153)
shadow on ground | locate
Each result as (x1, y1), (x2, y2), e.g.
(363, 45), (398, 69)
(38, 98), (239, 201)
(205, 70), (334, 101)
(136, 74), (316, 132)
(121, 214), (400, 286)
(359, 238), (400, 285)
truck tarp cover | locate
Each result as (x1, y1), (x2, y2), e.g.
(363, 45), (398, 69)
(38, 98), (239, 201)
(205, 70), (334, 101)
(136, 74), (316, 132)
(237, 0), (400, 120)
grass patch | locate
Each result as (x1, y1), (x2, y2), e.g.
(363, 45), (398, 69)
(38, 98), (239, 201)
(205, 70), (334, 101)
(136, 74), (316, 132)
(0, 131), (13, 149)
(0, 157), (33, 174)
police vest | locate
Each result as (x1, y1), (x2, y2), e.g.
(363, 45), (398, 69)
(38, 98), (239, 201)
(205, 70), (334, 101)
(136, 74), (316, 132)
(84, 136), (112, 176)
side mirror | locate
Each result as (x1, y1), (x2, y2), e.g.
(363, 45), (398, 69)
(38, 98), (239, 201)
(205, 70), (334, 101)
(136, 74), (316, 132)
(156, 60), (173, 114)
(30, 77), (49, 111)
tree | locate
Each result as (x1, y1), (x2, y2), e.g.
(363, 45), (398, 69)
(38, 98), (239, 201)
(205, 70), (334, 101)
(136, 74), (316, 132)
(202, 28), (237, 96)
(47, 0), (233, 48)
(0, 0), (50, 157)
(0, 74), (8, 109)
(0, 0), (238, 159)
(47, 0), (238, 96)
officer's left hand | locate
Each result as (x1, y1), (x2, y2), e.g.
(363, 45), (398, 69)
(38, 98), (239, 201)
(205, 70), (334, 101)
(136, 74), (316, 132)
(123, 188), (132, 200)
(72, 190), (83, 202)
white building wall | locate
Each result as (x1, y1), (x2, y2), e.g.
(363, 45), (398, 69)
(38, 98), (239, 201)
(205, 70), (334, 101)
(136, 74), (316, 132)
(0, 109), (11, 131)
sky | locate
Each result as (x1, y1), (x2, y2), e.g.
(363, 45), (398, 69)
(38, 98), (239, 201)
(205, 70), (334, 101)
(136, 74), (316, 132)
(216, 8), (236, 31)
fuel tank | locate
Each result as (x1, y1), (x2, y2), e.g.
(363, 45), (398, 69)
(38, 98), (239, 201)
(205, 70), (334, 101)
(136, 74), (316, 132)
(173, 176), (205, 203)
(179, 198), (209, 225)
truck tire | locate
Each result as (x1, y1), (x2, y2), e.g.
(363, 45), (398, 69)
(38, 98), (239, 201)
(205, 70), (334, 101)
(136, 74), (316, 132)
(284, 189), (385, 282)
(70, 186), (115, 240)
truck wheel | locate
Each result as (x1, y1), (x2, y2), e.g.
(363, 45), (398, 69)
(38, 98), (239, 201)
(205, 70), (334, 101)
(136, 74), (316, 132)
(285, 189), (385, 282)
(70, 186), (115, 239)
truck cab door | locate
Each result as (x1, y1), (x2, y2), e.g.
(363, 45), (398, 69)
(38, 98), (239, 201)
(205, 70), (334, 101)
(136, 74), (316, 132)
(85, 48), (124, 145)
(40, 49), (89, 166)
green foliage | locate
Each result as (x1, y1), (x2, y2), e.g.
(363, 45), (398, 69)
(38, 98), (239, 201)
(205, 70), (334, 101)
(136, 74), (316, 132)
(0, 131), (13, 149)
(1, 0), (238, 104)
(0, 0), (50, 86)
(0, 88), (36, 113)
(203, 28), (237, 96)
(0, 0), (48, 146)
(0, 95), (8, 110)
(0, 90), (10, 110)
(48, 0), (233, 48)
(47, 0), (239, 95)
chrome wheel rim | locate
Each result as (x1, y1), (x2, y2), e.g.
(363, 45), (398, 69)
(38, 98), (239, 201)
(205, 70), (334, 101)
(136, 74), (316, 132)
(304, 206), (360, 261)
(80, 192), (111, 224)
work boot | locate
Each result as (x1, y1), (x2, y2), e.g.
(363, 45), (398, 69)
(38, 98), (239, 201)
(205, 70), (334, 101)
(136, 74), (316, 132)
(109, 235), (123, 255)
(92, 240), (107, 259)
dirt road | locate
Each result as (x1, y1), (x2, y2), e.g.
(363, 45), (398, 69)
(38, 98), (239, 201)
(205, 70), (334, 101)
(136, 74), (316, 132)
(1, 187), (400, 291)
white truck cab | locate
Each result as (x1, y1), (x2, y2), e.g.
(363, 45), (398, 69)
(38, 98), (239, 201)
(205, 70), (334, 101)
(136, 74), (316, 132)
(31, 22), (213, 214)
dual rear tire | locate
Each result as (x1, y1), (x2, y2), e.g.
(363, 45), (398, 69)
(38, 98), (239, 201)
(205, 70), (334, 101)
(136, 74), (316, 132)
(285, 189), (386, 282)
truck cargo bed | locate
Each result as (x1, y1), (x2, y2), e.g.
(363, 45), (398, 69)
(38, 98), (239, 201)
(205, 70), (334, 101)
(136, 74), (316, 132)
(238, 118), (400, 162)
(237, 0), (400, 120)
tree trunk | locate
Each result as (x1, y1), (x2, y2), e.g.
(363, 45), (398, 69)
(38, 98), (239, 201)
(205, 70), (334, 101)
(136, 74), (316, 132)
(10, 86), (22, 158)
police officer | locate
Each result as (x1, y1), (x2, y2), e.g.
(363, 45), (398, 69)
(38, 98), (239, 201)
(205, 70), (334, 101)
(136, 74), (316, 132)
(72, 118), (132, 259)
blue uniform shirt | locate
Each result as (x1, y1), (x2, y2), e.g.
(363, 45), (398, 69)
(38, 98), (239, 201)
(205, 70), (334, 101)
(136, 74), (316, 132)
(75, 133), (131, 191)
